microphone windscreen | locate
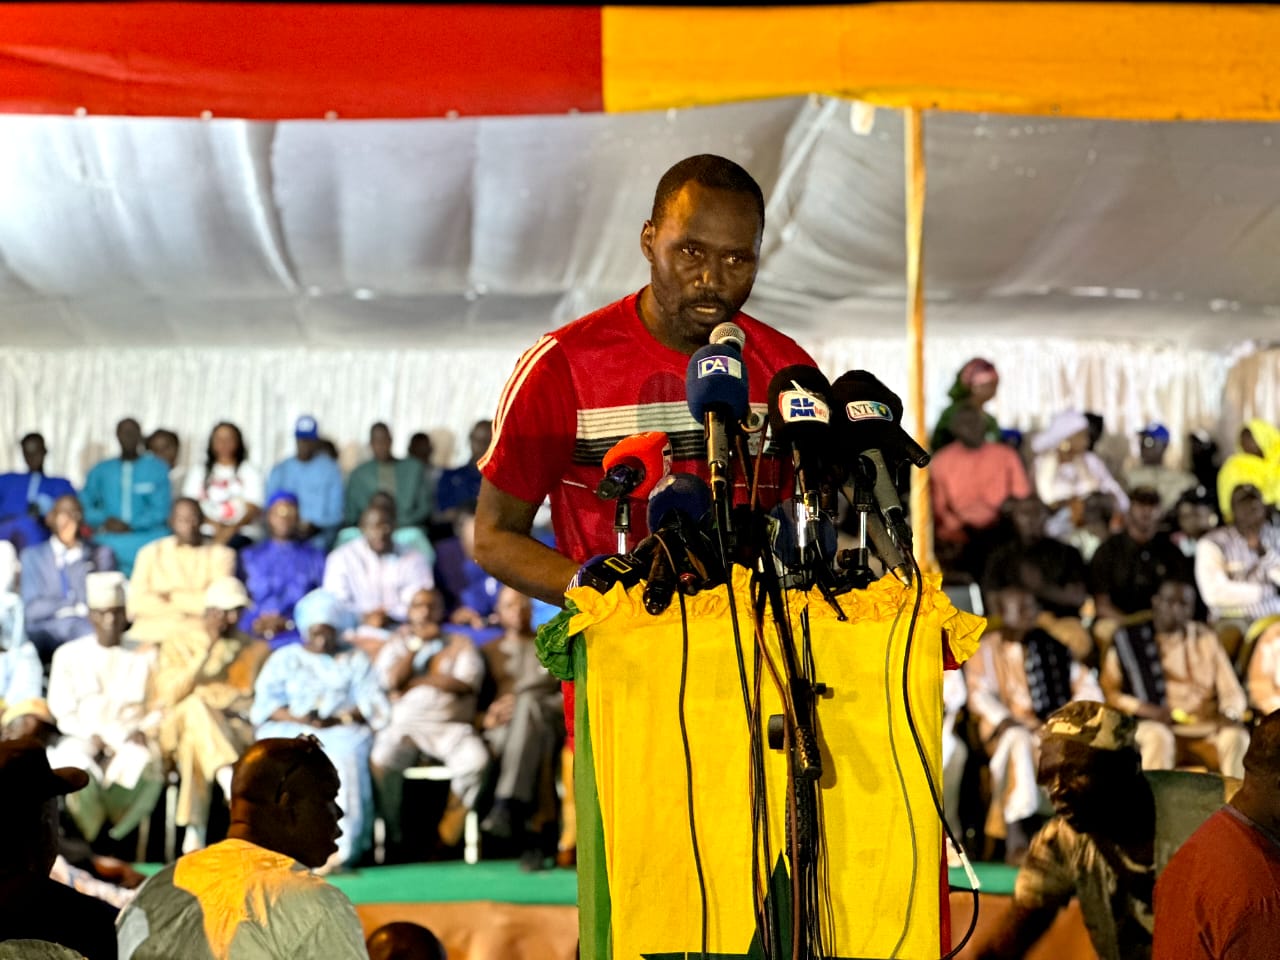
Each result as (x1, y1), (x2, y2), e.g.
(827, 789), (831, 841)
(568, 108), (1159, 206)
(709, 321), (746, 351)
(686, 342), (749, 422)
(767, 365), (833, 454)
(830, 370), (905, 450)
(647, 473), (712, 531)
(601, 432), (672, 500)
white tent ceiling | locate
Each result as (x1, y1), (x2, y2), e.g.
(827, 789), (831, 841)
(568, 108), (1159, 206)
(3, 96), (1279, 351)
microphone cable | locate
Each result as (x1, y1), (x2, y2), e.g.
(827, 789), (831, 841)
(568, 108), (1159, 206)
(675, 584), (710, 960)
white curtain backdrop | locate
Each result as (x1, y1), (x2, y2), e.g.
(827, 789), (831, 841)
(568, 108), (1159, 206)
(1221, 347), (1280, 450)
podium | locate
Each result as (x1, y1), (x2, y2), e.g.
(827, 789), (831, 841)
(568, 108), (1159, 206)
(546, 568), (984, 960)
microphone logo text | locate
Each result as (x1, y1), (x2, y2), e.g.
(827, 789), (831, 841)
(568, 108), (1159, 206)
(844, 400), (893, 422)
(779, 389), (831, 424)
(697, 356), (743, 380)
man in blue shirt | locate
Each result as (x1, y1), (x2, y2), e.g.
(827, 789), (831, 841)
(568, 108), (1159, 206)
(266, 415), (344, 550)
(435, 420), (491, 525)
(238, 493), (326, 649)
(80, 418), (170, 576)
(0, 434), (77, 552)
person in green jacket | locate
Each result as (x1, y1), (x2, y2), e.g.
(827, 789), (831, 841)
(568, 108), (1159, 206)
(344, 422), (432, 528)
(931, 356), (1002, 452)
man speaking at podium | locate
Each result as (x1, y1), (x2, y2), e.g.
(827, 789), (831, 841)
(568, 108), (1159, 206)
(473, 153), (815, 605)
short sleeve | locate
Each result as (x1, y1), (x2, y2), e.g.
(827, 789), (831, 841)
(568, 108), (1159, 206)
(1015, 819), (1080, 912)
(478, 336), (577, 506)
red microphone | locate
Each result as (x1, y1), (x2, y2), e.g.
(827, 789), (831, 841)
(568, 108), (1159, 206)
(596, 432), (672, 500)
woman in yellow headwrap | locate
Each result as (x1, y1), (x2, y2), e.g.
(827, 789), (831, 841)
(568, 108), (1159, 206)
(1218, 419), (1280, 521)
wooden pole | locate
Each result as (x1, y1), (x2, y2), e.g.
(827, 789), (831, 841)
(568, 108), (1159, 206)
(904, 107), (934, 571)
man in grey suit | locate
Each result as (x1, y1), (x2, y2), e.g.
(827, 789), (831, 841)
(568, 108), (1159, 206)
(20, 495), (115, 660)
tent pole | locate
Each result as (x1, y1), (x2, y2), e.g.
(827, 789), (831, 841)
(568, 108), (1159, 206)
(904, 107), (934, 572)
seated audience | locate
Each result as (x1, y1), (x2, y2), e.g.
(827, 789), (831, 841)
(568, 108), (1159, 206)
(965, 586), (1104, 858)
(238, 492), (326, 649)
(250, 590), (388, 869)
(153, 578), (269, 854)
(1246, 621), (1280, 716)
(0, 542), (41, 711)
(0, 738), (119, 959)
(182, 421), (265, 546)
(324, 503), (433, 633)
(1102, 579), (1249, 777)
(983, 497), (1092, 659)
(81, 418), (171, 576)
(930, 357), (1001, 451)
(1217, 418), (1280, 521)
(480, 588), (564, 868)
(345, 423), (432, 530)
(0, 433), (76, 551)
(1065, 491), (1115, 564)
(435, 420), (491, 525)
(20, 494), (115, 659)
(1090, 486), (1192, 626)
(334, 491), (434, 561)
(367, 922), (447, 960)
(116, 737), (368, 958)
(408, 431), (442, 525)
(126, 498), (235, 646)
(266, 415), (344, 550)
(146, 428), (184, 499)
(1031, 409), (1129, 540)
(371, 588), (488, 853)
(1154, 709), (1280, 960)
(46, 572), (163, 846)
(1170, 484), (1218, 560)
(977, 702), (1188, 960)
(1125, 423), (1197, 513)
(930, 404), (1030, 579)
(1194, 483), (1280, 630)
(435, 501), (500, 626)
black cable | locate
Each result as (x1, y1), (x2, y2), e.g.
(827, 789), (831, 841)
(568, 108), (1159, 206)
(899, 552), (980, 960)
(676, 588), (710, 959)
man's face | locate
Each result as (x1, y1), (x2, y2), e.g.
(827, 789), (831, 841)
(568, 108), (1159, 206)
(496, 587), (531, 633)
(171, 500), (203, 545)
(997, 588), (1038, 633)
(1152, 581), (1195, 634)
(204, 606), (239, 638)
(21, 436), (46, 473)
(370, 425), (393, 462)
(48, 496), (83, 544)
(951, 407), (986, 449)
(90, 606), (126, 646)
(407, 589), (444, 630)
(1037, 737), (1112, 834)
(267, 500), (299, 541)
(1010, 499), (1046, 541)
(1127, 497), (1161, 539)
(117, 420), (142, 457)
(640, 183), (762, 353)
(469, 422), (492, 463)
(286, 762), (344, 868)
(296, 437), (318, 461)
(148, 433), (178, 468)
(360, 508), (393, 554)
(1140, 436), (1167, 467)
(1232, 485), (1267, 529)
(1177, 502), (1217, 539)
(408, 434), (433, 466)
(304, 623), (338, 655)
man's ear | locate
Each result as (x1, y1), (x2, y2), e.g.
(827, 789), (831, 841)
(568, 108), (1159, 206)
(640, 220), (656, 265)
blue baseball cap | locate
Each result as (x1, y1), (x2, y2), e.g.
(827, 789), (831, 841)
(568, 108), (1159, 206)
(1139, 422), (1170, 444)
(294, 415), (319, 440)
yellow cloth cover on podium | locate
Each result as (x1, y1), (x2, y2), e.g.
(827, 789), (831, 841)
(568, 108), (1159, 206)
(562, 568), (983, 960)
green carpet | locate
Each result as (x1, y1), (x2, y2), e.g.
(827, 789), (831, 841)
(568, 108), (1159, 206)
(140, 859), (1014, 905)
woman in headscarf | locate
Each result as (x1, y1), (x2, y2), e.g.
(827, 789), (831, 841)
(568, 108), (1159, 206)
(931, 357), (1002, 451)
(1032, 409), (1130, 540)
(1217, 419), (1280, 522)
(251, 589), (388, 869)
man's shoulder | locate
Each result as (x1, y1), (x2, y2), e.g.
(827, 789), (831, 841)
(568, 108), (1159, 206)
(18, 540), (53, 564)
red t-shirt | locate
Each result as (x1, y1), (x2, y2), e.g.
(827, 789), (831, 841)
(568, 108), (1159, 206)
(1153, 806), (1280, 959)
(480, 290), (816, 564)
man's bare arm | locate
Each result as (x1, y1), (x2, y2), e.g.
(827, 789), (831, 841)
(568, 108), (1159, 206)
(474, 478), (580, 607)
(972, 901), (1059, 959)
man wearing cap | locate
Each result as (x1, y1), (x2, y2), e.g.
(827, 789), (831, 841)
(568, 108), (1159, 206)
(154, 576), (270, 854)
(20, 494), (117, 660)
(977, 701), (1239, 960)
(1125, 423), (1197, 514)
(1090, 485), (1193, 628)
(116, 736), (367, 958)
(81, 417), (172, 577)
(1153, 708), (1280, 959)
(0, 737), (120, 958)
(126, 497), (236, 646)
(46, 571), (164, 846)
(1102, 577), (1249, 777)
(266, 415), (344, 550)
(1031, 409), (1130, 540)
(0, 432), (77, 552)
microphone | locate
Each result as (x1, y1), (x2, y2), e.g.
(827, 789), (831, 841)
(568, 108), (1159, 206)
(686, 323), (748, 503)
(831, 370), (926, 548)
(767, 365), (833, 499)
(647, 472), (712, 533)
(596, 432), (672, 501)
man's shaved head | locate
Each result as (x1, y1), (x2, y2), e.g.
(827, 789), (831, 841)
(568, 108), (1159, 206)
(228, 737), (343, 868)
(366, 921), (447, 960)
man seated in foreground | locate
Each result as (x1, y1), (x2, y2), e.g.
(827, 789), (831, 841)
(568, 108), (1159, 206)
(116, 736), (368, 959)
(1153, 708), (1280, 959)
(366, 922), (447, 960)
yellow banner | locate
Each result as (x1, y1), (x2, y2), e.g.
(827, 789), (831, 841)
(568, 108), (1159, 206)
(568, 569), (983, 959)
